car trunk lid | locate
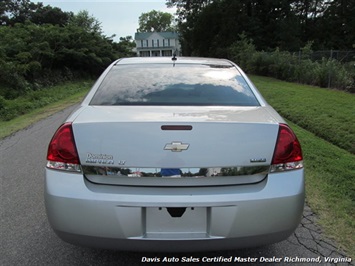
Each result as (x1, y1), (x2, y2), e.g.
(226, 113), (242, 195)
(71, 106), (280, 186)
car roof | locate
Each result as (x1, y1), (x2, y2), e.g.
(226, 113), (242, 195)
(115, 57), (234, 67)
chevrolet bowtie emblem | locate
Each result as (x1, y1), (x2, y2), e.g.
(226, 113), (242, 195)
(164, 142), (189, 152)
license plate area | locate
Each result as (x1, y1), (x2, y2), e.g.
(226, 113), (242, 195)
(145, 207), (208, 239)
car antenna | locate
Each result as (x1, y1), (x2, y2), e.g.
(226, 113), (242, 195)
(172, 53), (177, 67)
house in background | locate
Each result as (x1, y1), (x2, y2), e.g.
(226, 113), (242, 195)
(134, 32), (181, 57)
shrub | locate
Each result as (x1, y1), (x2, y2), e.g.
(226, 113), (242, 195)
(251, 51), (272, 76)
(228, 33), (257, 73)
(315, 58), (354, 90)
(228, 37), (355, 91)
(0, 81), (91, 121)
(268, 48), (297, 81)
(294, 59), (318, 85)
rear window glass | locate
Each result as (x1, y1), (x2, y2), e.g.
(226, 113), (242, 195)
(90, 64), (259, 106)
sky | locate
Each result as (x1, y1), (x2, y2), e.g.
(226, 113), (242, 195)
(32, 0), (176, 41)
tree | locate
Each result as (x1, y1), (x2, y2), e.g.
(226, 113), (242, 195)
(317, 0), (355, 49)
(0, 0), (71, 26)
(68, 10), (102, 34)
(170, 0), (266, 56)
(137, 10), (175, 32)
(0, 13), (118, 90)
(169, 0), (355, 55)
(0, 0), (40, 25)
(166, 0), (211, 22)
(31, 5), (71, 26)
(114, 36), (136, 57)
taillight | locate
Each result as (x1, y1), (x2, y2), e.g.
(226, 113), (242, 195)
(46, 122), (81, 172)
(270, 124), (303, 172)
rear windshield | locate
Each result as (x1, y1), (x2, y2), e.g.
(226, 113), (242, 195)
(90, 64), (259, 106)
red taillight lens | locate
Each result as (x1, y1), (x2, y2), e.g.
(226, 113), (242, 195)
(47, 123), (81, 171)
(271, 124), (303, 172)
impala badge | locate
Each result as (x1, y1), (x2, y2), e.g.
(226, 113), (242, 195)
(164, 142), (189, 152)
(86, 153), (115, 165)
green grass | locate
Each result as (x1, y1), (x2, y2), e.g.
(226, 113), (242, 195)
(251, 75), (355, 154)
(251, 76), (355, 257)
(0, 80), (93, 121)
(290, 122), (355, 257)
(0, 80), (92, 139)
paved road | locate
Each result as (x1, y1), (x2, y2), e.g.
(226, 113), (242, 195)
(0, 105), (352, 266)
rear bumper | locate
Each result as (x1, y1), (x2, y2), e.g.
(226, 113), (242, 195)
(44, 168), (304, 252)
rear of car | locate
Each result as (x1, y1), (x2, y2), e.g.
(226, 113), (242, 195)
(45, 57), (304, 252)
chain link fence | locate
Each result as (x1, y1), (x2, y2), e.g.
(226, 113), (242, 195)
(295, 50), (355, 90)
(309, 50), (355, 63)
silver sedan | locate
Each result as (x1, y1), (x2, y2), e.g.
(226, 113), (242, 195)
(45, 57), (304, 252)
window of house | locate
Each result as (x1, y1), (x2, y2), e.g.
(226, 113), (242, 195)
(152, 40), (159, 47)
(163, 39), (170, 47)
(142, 40), (148, 47)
